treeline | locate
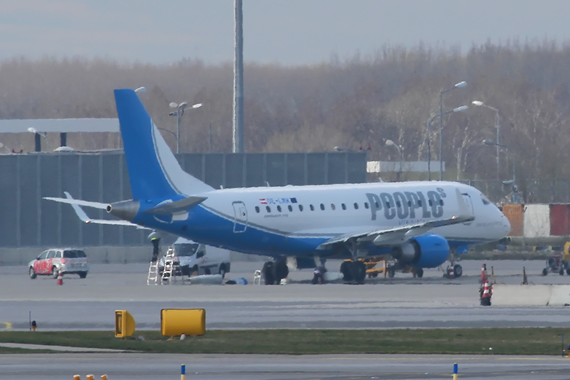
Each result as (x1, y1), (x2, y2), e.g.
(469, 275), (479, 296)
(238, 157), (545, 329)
(1, 39), (570, 183)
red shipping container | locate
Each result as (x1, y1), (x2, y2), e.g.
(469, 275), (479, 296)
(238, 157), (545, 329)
(550, 204), (570, 236)
(502, 204), (523, 236)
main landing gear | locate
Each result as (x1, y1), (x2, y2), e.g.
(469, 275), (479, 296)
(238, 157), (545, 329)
(445, 252), (463, 279)
(340, 260), (366, 284)
(261, 257), (289, 285)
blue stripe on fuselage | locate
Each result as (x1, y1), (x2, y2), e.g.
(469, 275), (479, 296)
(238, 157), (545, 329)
(114, 89), (178, 200)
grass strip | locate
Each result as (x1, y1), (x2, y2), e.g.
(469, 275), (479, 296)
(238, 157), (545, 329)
(1, 328), (569, 355)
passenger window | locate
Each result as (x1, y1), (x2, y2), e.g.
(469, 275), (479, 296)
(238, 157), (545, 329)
(354, 203), (359, 210)
(55, 251), (62, 258)
(196, 251), (204, 258)
(299, 205), (304, 212)
(47, 251), (56, 259)
(341, 203), (346, 210)
(255, 206), (260, 213)
(364, 202), (369, 209)
(310, 205), (314, 211)
(331, 204), (336, 210)
(266, 206), (271, 213)
(38, 251), (48, 260)
(277, 205), (282, 212)
(320, 204), (325, 211)
(288, 205), (293, 212)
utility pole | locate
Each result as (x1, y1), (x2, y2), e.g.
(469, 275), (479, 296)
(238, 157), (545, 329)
(233, 0), (244, 153)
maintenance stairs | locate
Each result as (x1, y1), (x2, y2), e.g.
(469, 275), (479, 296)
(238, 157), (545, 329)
(147, 259), (160, 285)
(160, 249), (181, 285)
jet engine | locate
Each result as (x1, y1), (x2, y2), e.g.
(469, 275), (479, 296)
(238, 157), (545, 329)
(393, 234), (450, 268)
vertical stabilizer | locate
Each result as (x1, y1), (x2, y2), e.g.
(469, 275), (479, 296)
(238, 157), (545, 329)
(114, 89), (213, 200)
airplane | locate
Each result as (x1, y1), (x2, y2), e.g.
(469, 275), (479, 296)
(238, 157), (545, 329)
(45, 89), (511, 285)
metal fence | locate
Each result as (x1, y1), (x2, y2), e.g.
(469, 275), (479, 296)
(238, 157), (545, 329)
(0, 151), (367, 248)
(460, 179), (570, 205)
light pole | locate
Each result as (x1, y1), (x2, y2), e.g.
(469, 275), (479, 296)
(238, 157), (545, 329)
(439, 81), (467, 180)
(169, 102), (202, 154)
(473, 100), (500, 179)
(385, 139), (403, 181)
(483, 140), (518, 202)
(427, 105), (469, 180)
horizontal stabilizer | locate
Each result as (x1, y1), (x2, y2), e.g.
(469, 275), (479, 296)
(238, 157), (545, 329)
(143, 196), (207, 216)
(44, 193), (108, 210)
(44, 192), (147, 228)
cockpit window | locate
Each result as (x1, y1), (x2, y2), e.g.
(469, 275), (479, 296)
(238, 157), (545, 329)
(481, 194), (491, 205)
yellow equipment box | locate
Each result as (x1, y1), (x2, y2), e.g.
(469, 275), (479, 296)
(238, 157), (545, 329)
(115, 310), (136, 338)
(161, 309), (206, 336)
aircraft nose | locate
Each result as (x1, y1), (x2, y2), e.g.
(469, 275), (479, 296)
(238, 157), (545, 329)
(499, 209), (511, 237)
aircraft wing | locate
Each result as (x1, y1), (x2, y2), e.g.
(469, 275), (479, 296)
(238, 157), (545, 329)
(44, 192), (149, 229)
(318, 188), (474, 249)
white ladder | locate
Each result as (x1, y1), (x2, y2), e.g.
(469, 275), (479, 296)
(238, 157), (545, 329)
(147, 260), (159, 285)
(161, 249), (179, 285)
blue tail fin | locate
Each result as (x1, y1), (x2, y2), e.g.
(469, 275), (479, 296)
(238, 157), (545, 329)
(114, 89), (213, 200)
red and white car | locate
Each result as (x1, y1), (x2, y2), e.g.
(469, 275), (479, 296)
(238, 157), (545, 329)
(29, 248), (89, 279)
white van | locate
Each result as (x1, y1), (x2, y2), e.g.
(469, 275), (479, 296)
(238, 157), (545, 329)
(159, 238), (231, 277)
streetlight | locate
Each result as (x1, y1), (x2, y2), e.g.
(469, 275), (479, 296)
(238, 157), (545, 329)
(169, 102), (202, 154)
(473, 100), (501, 179)
(439, 81), (467, 180)
(426, 105), (469, 180)
(483, 140), (519, 203)
(385, 139), (403, 181)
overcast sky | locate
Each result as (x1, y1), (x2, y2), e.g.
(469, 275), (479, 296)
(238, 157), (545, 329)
(2, 0), (570, 65)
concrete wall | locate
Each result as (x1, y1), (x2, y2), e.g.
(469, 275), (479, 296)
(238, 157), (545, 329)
(492, 284), (570, 306)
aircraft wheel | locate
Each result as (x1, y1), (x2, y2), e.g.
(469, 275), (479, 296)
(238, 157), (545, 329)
(416, 268), (424, 278)
(340, 261), (353, 282)
(262, 261), (275, 285)
(350, 261), (366, 284)
(274, 257), (289, 284)
(454, 264), (463, 278)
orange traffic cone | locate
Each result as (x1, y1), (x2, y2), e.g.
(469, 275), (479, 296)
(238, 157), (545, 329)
(57, 272), (63, 286)
(480, 279), (491, 306)
(480, 263), (487, 283)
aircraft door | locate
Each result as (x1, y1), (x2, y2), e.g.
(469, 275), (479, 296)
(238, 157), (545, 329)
(461, 193), (474, 225)
(232, 201), (248, 233)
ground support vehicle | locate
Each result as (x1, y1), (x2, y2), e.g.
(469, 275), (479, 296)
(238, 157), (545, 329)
(542, 243), (570, 275)
(158, 238), (231, 278)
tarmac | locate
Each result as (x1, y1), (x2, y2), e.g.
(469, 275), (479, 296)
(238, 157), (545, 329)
(0, 260), (569, 330)
(1, 353), (570, 380)
(1, 259), (569, 379)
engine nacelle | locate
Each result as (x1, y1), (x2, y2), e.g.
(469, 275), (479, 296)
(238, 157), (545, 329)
(393, 234), (450, 268)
